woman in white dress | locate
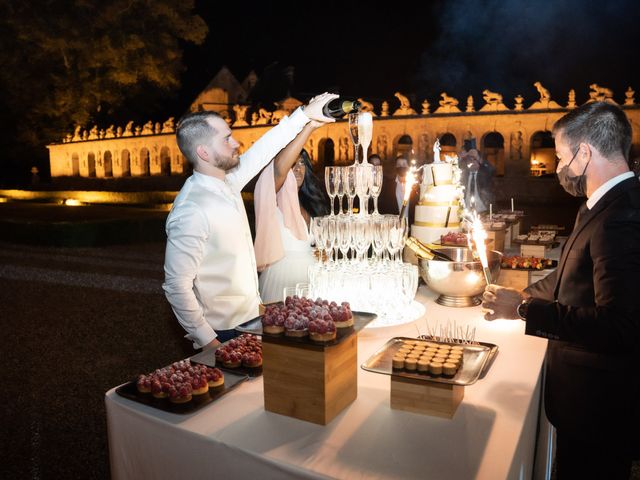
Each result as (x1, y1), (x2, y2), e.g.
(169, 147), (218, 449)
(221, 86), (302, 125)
(254, 123), (330, 303)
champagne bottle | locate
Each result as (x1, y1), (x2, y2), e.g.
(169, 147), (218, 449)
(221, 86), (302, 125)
(322, 98), (361, 118)
(405, 237), (454, 262)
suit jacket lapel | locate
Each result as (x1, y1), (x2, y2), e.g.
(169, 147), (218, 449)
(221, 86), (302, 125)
(552, 177), (638, 297)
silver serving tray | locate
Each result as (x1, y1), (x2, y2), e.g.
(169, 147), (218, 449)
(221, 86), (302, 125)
(361, 337), (498, 386)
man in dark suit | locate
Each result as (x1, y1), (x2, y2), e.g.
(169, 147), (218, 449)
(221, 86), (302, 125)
(377, 157), (419, 224)
(482, 102), (640, 479)
(459, 147), (495, 214)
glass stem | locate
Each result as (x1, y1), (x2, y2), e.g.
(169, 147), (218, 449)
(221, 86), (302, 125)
(373, 196), (379, 215)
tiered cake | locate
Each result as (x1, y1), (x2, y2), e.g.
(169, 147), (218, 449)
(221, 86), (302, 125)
(411, 153), (463, 245)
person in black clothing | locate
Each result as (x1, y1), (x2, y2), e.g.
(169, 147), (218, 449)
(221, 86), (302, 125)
(482, 102), (640, 479)
(459, 145), (495, 214)
(377, 157), (419, 224)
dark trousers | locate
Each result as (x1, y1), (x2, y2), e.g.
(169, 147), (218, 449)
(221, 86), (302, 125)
(215, 328), (239, 343)
(555, 430), (632, 480)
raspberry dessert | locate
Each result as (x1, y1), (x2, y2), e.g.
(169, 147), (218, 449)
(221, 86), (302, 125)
(204, 366), (225, 388)
(308, 317), (337, 342)
(262, 304), (285, 334)
(284, 313), (309, 338)
(168, 382), (193, 404)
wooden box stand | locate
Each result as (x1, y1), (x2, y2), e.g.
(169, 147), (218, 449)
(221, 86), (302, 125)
(390, 376), (464, 419)
(520, 243), (547, 258)
(497, 269), (532, 290)
(510, 220), (521, 240)
(498, 268), (555, 290)
(262, 335), (358, 425)
(486, 229), (506, 252)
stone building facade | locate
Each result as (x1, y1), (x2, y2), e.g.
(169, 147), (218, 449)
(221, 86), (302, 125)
(47, 80), (639, 203)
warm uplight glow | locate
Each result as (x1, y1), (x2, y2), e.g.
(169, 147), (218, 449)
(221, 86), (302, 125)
(64, 199), (82, 206)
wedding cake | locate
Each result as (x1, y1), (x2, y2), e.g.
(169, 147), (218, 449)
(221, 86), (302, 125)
(410, 141), (464, 244)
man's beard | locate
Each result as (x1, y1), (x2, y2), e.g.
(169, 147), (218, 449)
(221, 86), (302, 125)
(216, 151), (240, 171)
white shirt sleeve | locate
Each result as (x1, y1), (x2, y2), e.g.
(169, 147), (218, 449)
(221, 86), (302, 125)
(162, 202), (216, 348)
(227, 107), (309, 189)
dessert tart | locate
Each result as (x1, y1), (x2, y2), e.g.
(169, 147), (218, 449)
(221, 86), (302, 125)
(204, 367), (224, 388)
(404, 358), (417, 371)
(442, 363), (458, 376)
(136, 374), (151, 394)
(168, 383), (193, 404)
(262, 304), (286, 334)
(284, 315), (309, 338)
(429, 362), (444, 375)
(392, 355), (406, 370)
(417, 359), (431, 372)
(308, 318), (337, 342)
(190, 374), (209, 395)
(241, 351), (263, 368)
(331, 303), (354, 328)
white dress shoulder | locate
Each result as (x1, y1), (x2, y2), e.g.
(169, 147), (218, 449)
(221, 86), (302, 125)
(258, 209), (315, 304)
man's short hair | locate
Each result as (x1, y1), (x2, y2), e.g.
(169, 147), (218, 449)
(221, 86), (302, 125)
(553, 102), (632, 161)
(176, 111), (222, 165)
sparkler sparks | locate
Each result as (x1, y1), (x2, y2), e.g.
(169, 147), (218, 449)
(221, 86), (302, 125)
(468, 212), (492, 285)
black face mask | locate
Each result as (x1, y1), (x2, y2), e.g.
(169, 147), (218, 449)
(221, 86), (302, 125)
(557, 149), (591, 197)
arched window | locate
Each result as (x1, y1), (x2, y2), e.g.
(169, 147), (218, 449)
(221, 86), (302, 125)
(121, 150), (131, 176)
(71, 153), (80, 176)
(530, 131), (555, 176)
(395, 135), (413, 160)
(318, 138), (335, 167)
(481, 132), (505, 176)
(103, 151), (113, 177)
(439, 133), (457, 157)
(139, 148), (150, 176)
(160, 147), (171, 175)
(87, 152), (96, 177)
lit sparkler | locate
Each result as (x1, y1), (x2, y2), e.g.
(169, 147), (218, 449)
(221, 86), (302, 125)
(468, 212), (492, 285)
(399, 166), (418, 219)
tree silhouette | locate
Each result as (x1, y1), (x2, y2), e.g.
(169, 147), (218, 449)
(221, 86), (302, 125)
(0, 0), (207, 184)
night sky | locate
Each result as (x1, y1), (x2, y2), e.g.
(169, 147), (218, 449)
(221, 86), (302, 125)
(177, 0), (639, 112)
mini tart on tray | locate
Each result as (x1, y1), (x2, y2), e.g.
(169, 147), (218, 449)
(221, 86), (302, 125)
(284, 316), (309, 338)
(168, 383), (193, 404)
(241, 351), (263, 368)
(205, 367), (224, 388)
(190, 375), (209, 395)
(151, 379), (169, 399)
(136, 374), (151, 394)
(308, 318), (337, 342)
(216, 350), (242, 369)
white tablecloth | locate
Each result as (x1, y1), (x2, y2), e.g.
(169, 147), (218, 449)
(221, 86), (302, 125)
(106, 287), (550, 480)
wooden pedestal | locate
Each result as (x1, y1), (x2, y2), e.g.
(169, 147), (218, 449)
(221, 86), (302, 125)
(497, 269), (531, 290)
(486, 229), (506, 252)
(510, 220), (521, 240)
(262, 335), (358, 425)
(390, 376), (464, 419)
(520, 244), (547, 258)
(498, 268), (554, 290)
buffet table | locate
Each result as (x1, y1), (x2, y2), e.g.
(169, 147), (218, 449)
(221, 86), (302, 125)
(106, 285), (551, 480)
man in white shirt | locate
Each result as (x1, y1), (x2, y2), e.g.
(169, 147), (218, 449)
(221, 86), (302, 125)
(163, 93), (336, 350)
